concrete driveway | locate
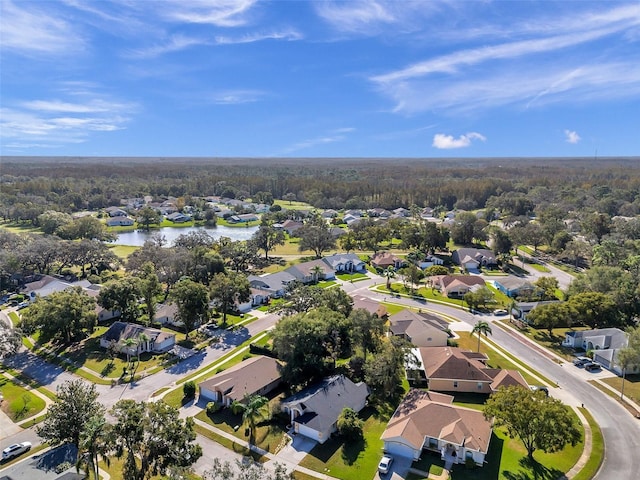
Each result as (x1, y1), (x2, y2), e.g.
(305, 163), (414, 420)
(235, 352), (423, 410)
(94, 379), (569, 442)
(372, 454), (412, 480)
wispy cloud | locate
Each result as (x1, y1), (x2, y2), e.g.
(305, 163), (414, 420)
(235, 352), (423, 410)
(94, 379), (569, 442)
(564, 130), (581, 144)
(161, 0), (258, 27)
(281, 128), (355, 154)
(214, 29), (302, 45)
(207, 90), (266, 105)
(0, 0), (86, 56)
(1, 89), (136, 147)
(432, 132), (485, 149)
(128, 34), (210, 58)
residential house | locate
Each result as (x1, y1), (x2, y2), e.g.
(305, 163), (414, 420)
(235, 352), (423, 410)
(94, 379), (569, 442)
(413, 347), (527, 394)
(492, 276), (536, 298)
(166, 212), (192, 223)
(329, 227), (347, 238)
(381, 389), (492, 466)
(343, 214), (361, 226)
(562, 328), (639, 375)
(106, 217), (135, 227)
(388, 309), (449, 347)
(281, 219), (304, 236)
(452, 248), (498, 271)
(511, 301), (560, 323)
(321, 209), (339, 219)
(351, 295), (388, 318)
(155, 302), (180, 327)
(344, 209), (362, 217)
(229, 213), (259, 223)
(322, 253), (367, 273)
(106, 207), (128, 217)
(285, 259), (336, 283)
(432, 275), (486, 297)
(421, 207), (435, 218)
(198, 356), (282, 407)
(411, 254), (444, 269)
(280, 375), (369, 444)
(393, 207), (411, 217)
(367, 208), (392, 218)
(83, 285), (119, 322)
(237, 287), (272, 312)
(99, 322), (176, 356)
(248, 271), (297, 298)
(371, 252), (405, 270)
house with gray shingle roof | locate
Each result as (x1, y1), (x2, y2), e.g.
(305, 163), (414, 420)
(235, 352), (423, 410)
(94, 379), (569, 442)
(99, 322), (175, 356)
(281, 375), (369, 444)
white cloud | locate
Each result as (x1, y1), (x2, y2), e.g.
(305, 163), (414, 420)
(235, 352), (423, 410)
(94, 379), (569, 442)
(315, 1), (395, 33)
(161, 0), (258, 27)
(0, 0), (85, 55)
(282, 128), (354, 154)
(432, 132), (486, 149)
(1, 90), (135, 147)
(214, 29), (302, 45)
(564, 130), (581, 144)
(207, 90), (265, 105)
(128, 34), (210, 58)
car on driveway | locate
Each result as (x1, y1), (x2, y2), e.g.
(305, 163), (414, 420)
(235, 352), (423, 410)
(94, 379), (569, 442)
(530, 385), (550, 396)
(378, 455), (394, 475)
(2, 441), (32, 461)
(494, 309), (509, 316)
(584, 362), (602, 372)
(573, 357), (591, 367)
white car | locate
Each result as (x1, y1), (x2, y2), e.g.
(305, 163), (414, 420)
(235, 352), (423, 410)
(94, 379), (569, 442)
(378, 455), (394, 475)
(2, 441), (32, 461)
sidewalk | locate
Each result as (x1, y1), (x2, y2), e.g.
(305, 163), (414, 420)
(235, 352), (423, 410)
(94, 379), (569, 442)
(0, 371), (55, 439)
(180, 401), (341, 480)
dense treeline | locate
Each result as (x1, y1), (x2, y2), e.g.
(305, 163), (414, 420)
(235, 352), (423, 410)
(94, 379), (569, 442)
(2, 157), (639, 215)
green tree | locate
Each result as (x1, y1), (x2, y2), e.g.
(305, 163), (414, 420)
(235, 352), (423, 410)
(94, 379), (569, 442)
(204, 459), (294, 480)
(297, 218), (336, 258)
(383, 266), (396, 289)
(171, 278), (210, 338)
(137, 262), (162, 324)
(110, 399), (202, 480)
(450, 212), (486, 245)
(21, 287), (97, 343)
(230, 394), (270, 444)
(37, 380), (105, 450)
(618, 326), (640, 400)
(534, 276), (559, 300)
(76, 414), (110, 480)
(348, 308), (385, 360)
(252, 221), (286, 260)
(484, 386), (581, 459)
(365, 337), (416, 400)
(0, 321), (22, 358)
(424, 265), (448, 277)
(209, 272), (250, 325)
(98, 277), (142, 323)
(336, 407), (363, 440)
(527, 302), (574, 334)
(37, 210), (73, 235)
(471, 320), (492, 352)
(137, 207), (161, 231)
(568, 291), (619, 328)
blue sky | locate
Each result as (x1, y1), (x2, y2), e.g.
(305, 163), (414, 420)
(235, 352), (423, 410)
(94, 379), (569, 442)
(1, 0), (639, 158)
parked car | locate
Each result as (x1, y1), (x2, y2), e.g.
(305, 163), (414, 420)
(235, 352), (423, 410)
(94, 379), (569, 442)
(17, 302), (30, 310)
(2, 441), (32, 461)
(198, 324), (218, 337)
(584, 362), (602, 372)
(573, 357), (591, 367)
(493, 309), (508, 316)
(530, 385), (550, 396)
(378, 455), (394, 475)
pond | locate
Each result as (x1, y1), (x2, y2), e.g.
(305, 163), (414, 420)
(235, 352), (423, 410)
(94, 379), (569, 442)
(112, 225), (259, 246)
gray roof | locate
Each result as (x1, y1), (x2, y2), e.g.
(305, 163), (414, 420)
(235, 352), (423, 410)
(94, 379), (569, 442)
(322, 253), (365, 269)
(282, 375), (369, 435)
(494, 275), (534, 290)
(248, 271), (297, 291)
(568, 328), (627, 349)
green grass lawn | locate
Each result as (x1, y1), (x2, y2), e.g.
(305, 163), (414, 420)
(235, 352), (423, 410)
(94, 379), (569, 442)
(0, 221), (43, 234)
(8, 311), (20, 325)
(195, 389), (289, 454)
(272, 199), (314, 210)
(299, 406), (388, 480)
(107, 244), (139, 260)
(600, 374), (640, 406)
(0, 376), (46, 422)
(504, 323), (590, 361)
(572, 407), (604, 480)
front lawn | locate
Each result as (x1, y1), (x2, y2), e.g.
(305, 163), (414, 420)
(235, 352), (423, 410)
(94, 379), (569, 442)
(0, 376), (46, 421)
(600, 374), (640, 406)
(504, 323), (590, 361)
(195, 389), (289, 454)
(299, 406), (388, 480)
(336, 272), (368, 282)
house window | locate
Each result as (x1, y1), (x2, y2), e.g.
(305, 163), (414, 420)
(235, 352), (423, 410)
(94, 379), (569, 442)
(453, 381), (458, 388)
(477, 382), (483, 390)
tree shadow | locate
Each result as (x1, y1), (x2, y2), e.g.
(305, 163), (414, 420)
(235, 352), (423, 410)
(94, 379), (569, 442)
(341, 435), (366, 465)
(502, 456), (563, 480)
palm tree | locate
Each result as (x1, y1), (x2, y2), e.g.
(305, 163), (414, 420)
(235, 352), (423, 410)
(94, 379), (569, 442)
(310, 265), (323, 284)
(121, 337), (138, 365)
(231, 394), (270, 444)
(76, 414), (110, 480)
(471, 320), (492, 353)
(383, 266), (396, 289)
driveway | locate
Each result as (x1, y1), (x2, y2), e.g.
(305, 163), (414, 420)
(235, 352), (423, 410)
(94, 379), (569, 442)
(372, 454), (412, 480)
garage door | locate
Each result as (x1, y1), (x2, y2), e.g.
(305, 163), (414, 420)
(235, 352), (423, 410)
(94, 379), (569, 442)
(384, 441), (418, 460)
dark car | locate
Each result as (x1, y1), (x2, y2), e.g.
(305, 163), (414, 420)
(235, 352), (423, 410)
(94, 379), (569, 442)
(584, 362), (602, 372)
(530, 385), (550, 396)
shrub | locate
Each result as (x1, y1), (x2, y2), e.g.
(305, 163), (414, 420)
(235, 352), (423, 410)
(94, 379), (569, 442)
(465, 457), (476, 470)
(183, 381), (196, 399)
(206, 402), (220, 415)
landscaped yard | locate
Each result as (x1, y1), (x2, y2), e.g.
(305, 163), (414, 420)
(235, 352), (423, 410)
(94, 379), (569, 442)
(298, 406), (389, 480)
(336, 272), (368, 282)
(0, 376), (46, 422)
(600, 374), (640, 405)
(502, 323), (590, 361)
(195, 389), (290, 454)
